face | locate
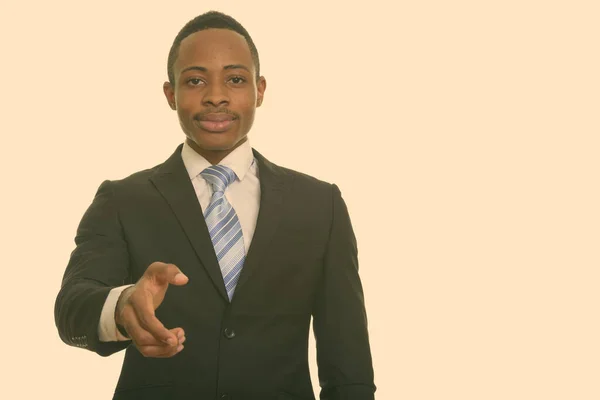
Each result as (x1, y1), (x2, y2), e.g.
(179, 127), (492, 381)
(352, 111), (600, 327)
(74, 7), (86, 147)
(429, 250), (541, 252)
(163, 29), (266, 162)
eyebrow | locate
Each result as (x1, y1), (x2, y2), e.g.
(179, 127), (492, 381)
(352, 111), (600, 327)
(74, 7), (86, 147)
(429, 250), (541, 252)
(181, 64), (251, 74)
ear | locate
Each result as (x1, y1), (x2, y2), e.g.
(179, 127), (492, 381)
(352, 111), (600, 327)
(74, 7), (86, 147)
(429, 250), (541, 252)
(163, 81), (176, 110)
(256, 76), (267, 107)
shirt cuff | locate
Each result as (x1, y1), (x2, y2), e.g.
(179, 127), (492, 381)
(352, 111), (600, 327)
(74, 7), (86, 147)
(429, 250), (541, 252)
(98, 284), (134, 342)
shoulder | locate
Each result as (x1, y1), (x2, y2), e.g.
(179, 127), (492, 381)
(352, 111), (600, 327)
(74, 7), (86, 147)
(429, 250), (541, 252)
(259, 157), (345, 221)
(98, 145), (185, 192)
(91, 157), (170, 204)
(254, 149), (335, 194)
(101, 164), (160, 190)
(281, 165), (331, 189)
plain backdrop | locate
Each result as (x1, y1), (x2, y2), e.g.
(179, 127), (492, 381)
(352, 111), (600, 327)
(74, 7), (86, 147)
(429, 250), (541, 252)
(1, 1), (599, 399)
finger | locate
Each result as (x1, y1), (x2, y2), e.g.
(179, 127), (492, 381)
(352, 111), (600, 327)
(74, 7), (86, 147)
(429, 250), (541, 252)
(147, 262), (188, 286)
(170, 327), (185, 339)
(121, 308), (161, 345)
(136, 343), (184, 358)
(167, 327), (185, 346)
(123, 310), (182, 350)
(121, 296), (159, 343)
(133, 291), (177, 346)
(133, 327), (172, 347)
(127, 288), (173, 341)
(136, 328), (185, 347)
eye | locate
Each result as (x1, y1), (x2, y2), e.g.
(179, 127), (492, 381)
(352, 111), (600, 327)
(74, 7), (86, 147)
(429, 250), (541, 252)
(186, 78), (205, 86)
(228, 76), (246, 85)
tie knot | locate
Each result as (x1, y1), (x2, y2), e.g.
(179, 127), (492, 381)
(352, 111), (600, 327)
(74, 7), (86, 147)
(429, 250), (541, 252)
(200, 165), (237, 193)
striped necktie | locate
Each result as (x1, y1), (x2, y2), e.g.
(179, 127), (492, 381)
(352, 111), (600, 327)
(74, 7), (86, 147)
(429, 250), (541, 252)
(200, 165), (245, 301)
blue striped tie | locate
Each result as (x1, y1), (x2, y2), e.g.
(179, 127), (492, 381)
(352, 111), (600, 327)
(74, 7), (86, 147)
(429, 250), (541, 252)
(200, 165), (245, 301)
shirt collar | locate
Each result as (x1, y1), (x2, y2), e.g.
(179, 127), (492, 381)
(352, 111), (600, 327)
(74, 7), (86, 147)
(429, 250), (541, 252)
(181, 138), (254, 182)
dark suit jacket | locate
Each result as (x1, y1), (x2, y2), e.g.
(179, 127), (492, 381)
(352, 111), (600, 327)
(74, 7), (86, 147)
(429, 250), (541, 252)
(55, 145), (375, 400)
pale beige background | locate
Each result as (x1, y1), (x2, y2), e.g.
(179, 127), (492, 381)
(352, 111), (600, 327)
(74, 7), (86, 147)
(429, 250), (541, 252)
(1, 0), (599, 399)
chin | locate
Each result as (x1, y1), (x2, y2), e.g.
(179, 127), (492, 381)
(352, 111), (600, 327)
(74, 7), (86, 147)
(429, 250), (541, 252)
(190, 133), (245, 151)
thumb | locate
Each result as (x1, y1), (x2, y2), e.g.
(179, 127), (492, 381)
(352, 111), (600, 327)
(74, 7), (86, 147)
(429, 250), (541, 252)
(171, 270), (189, 286)
(147, 262), (189, 286)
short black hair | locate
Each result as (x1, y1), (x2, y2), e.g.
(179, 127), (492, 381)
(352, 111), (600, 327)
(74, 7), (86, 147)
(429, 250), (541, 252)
(167, 11), (260, 85)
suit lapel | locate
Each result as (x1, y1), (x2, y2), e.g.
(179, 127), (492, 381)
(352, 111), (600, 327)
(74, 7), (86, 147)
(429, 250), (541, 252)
(147, 144), (292, 302)
(234, 149), (293, 295)
(149, 144), (229, 302)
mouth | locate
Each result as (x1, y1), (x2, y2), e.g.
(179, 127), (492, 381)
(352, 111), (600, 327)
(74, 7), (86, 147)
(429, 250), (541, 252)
(195, 113), (237, 133)
(197, 119), (236, 132)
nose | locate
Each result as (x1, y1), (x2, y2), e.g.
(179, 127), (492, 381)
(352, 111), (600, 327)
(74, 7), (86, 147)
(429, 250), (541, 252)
(202, 82), (229, 107)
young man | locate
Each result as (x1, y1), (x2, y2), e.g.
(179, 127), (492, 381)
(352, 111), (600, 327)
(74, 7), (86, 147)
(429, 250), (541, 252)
(55, 11), (375, 400)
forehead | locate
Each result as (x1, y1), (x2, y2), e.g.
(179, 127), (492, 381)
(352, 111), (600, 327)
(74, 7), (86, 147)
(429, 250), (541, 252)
(175, 28), (253, 71)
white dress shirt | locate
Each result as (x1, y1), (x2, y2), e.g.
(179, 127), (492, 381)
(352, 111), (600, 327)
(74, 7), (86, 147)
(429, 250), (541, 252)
(98, 139), (261, 342)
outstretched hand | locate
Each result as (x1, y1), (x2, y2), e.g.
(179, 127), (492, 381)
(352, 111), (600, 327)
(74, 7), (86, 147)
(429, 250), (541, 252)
(115, 262), (189, 358)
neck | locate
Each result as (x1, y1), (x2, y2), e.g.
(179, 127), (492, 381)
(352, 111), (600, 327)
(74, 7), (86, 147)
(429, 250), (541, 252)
(186, 136), (248, 165)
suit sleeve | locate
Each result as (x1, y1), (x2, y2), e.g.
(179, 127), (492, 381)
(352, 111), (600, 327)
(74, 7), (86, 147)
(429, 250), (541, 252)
(54, 180), (132, 356)
(312, 184), (376, 400)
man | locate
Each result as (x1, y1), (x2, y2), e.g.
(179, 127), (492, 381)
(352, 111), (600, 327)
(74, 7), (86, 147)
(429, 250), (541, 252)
(55, 11), (375, 400)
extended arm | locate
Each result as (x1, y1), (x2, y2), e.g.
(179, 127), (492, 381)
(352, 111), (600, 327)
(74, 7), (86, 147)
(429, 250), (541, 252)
(54, 180), (132, 356)
(55, 180), (188, 357)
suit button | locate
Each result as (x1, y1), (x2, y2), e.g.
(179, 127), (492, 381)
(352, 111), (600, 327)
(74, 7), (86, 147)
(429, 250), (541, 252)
(223, 328), (235, 339)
